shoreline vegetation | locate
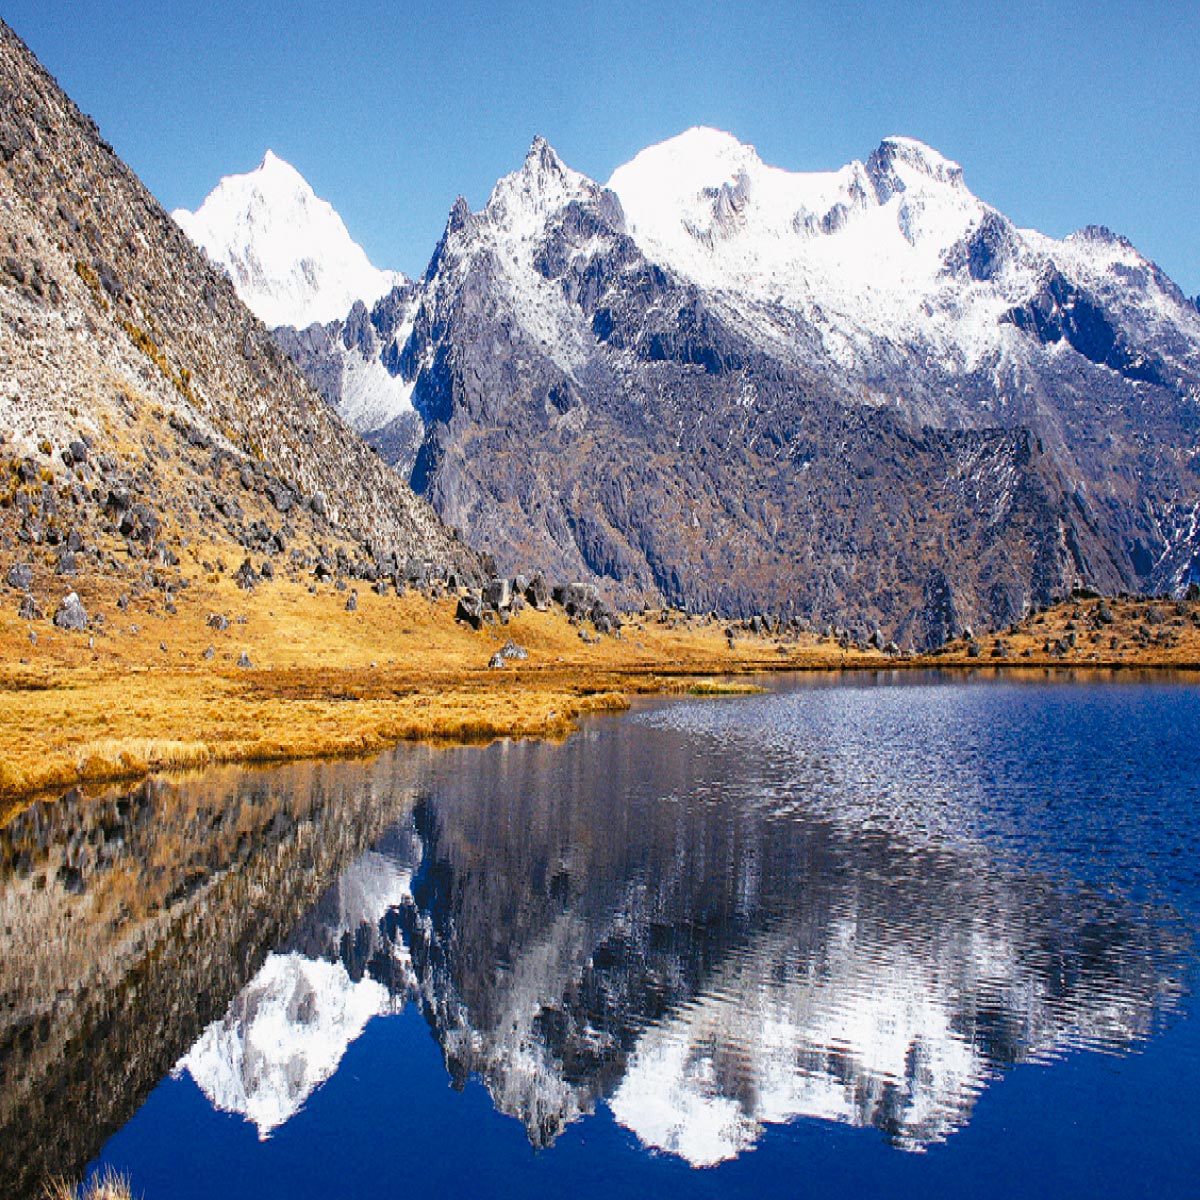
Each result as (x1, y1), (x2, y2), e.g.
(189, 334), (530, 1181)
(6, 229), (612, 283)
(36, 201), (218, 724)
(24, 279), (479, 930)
(2, 571), (1199, 819)
(45, 1171), (133, 1200)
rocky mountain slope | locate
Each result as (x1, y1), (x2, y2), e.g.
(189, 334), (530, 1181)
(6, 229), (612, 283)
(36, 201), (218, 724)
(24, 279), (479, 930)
(0, 17), (475, 635)
(173, 151), (405, 329)
(259, 133), (1200, 645)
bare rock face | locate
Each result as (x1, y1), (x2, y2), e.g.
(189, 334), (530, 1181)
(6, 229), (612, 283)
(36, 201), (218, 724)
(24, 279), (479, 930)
(0, 18), (477, 600)
(271, 133), (1200, 645)
(52, 592), (87, 631)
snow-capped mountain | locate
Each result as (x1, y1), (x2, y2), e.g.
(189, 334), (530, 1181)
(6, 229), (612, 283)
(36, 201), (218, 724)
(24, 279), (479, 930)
(173, 151), (404, 329)
(271, 129), (1200, 642)
(178, 846), (417, 1137)
(606, 127), (1199, 403)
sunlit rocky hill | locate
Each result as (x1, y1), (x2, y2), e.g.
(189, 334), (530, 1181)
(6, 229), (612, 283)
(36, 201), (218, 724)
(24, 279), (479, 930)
(0, 17), (477, 639)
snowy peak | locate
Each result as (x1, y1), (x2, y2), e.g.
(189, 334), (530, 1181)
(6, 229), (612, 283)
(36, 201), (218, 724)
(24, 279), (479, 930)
(173, 151), (405, 329)
(482, 136), (601, 236)
(867, 136), (965, 196)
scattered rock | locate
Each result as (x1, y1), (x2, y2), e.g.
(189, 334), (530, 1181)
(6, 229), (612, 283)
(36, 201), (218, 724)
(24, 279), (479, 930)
(206, 613), (229, 631)
(202, 645), (215, 660)
(236, 652), (252, 669)
(456, 590), (484, 629)
(525, 574), (551, 611)
(488, 651), (506, 669)
(52, 591), (88, 630)
(18, 594), (41, 620)
(5, 563), (32, 590)
(485, 576), (513, 611)
(500, 638), (528, 661)
(346, 589), (358, 612)
(234, 557), (258, 590)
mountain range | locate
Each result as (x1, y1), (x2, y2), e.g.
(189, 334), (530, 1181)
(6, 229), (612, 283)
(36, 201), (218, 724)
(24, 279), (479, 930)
(184, 131), (1200, 645)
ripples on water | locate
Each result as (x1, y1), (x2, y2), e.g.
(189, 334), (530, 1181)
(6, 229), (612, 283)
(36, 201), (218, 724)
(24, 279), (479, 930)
(2, 672), (1198, 1197)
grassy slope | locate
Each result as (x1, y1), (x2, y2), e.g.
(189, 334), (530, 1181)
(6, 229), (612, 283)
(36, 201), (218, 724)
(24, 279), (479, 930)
(0, 563), (888, 810)
(4, 561), (1199, 817)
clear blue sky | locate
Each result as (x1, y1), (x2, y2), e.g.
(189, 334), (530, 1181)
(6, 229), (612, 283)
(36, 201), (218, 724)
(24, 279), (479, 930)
(3, 0), (1198, 295)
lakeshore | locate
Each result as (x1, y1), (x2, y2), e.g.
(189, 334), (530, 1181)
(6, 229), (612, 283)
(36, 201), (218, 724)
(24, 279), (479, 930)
(2, 569), (1198, 815)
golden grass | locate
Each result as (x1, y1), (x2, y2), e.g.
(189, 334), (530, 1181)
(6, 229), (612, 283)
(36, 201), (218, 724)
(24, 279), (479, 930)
(0, 566), (886, 810)
(3, 538), (1198, 818)
(44, 1169), (133, 1200)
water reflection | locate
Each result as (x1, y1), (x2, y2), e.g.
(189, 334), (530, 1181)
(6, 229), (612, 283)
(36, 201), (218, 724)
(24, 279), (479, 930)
(0, 758), (423, 1199)
(1, 678), (1194, 1194)
(393, 718), (1185, 1162)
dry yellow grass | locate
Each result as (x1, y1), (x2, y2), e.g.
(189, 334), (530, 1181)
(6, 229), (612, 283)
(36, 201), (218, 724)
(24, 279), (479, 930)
(0, 565), (886, 812)
(4, 553), (1198, 819)
(43, 1169), (133, 1200)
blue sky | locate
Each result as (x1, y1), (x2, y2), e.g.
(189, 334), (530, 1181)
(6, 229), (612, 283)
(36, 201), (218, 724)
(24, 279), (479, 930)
(4, 1), (1198, 294)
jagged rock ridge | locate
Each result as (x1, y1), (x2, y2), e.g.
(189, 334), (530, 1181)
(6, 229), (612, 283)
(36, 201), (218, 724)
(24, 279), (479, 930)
(265, 132), (1200, 644)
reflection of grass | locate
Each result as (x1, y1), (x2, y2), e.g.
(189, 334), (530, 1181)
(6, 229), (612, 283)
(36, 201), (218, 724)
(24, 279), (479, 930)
(44, 1169), (133, 1200)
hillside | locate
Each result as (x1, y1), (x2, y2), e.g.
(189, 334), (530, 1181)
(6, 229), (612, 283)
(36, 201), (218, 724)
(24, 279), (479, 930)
(0, 15), (474, 622)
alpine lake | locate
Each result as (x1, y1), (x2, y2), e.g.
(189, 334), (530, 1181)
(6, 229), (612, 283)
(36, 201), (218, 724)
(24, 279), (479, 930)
(3, 670), (1199, 1199)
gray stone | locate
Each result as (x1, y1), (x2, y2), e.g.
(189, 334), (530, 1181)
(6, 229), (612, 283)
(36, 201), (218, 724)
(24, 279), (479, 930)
(488, 651), (506, 669)
(237, 652), (252, 669)
(267, 481), (294, 514)
(18, 594), (41, 620)
(6, 563), (32, 590)
(525, 573), (551, 611)
(52, 592), (87, 631)
(500, 638), (528, 661)
(234, 558), (258, 590)
(456, 590), (484, 629)
(346, 589), (358, 612)
(484, 576), (513, 610)
(206, 613), (229, 631)
(202, 646), (215, 660)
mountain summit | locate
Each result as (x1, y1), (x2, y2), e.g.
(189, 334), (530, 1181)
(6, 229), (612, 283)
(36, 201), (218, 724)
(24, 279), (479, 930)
(173, 152), (404, 329)
(263, 130), (1200, 643)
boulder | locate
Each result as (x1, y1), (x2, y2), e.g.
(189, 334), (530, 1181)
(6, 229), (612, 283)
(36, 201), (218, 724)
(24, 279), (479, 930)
(236, 652), (252, 669)
(525, 573), (551, 611)
(484, 576), (513, 611)
(346, 589), (358, 612)
(52, 592), (87, 631)
(456, 590), (484, 629)
(17, 594), (41, 621)
(553, 582), (599, 617)
(488, 651), (506, 669)
(500, 639), (528, 661)
(5, 562), (32, 590)
(206, 613), (229, 631)
(234, 558), (258, 590)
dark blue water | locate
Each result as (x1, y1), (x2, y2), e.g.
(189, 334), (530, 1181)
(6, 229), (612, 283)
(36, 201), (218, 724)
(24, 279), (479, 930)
(9, 672), (1200, 1198)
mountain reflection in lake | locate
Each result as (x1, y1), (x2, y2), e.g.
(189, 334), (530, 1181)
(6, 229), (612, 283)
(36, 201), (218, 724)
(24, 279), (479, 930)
(4, 674), (1200, 1198)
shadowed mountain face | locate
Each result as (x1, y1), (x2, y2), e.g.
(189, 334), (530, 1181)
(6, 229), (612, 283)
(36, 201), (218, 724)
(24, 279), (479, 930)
(275, 135), (1200, 645)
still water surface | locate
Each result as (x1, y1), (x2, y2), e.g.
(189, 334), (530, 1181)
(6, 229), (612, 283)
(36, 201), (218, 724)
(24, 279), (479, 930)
(3, 672), (1199, 1197)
